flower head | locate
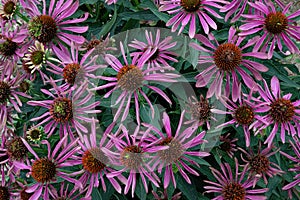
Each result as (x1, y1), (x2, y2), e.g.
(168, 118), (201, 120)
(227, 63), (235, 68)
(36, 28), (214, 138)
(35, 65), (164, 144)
(219, 133), (238, 158)
(239, 0), (300, 58)
(0, 0), (18, 20)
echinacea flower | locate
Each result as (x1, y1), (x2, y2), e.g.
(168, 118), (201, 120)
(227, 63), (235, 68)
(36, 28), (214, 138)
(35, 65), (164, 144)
(23, 0), (88, 48)
(280, 136), (300, 191)
(213, 93), (268, 147)
(159, 0), (227, 38)
(102, 124), (163, 197)
(239, 0), (300, 58)
(191, 26), (268, 100)
(143, 111), (209, 189)
(219, 133), (238, 158)
(93, 42), (179, 124)
(27, 81), (101, 139)
(239, 143), (283, 186)
(129, 29), (178, 70)
(69, 120), (124, 197)
(14, 136), (82, 200)
(25, 125), (45, 144)
(0, 174), (13, 200)
(48, 42), (104, 90)
(204, 158), (268, 200)
(220, 0), (254, 23)
(105, 0), (117, 5)
(0, 0), (18, 20)
(49, 182), (91, 200)
(152, 188), (182, 200)
(256, 76), (300, 147)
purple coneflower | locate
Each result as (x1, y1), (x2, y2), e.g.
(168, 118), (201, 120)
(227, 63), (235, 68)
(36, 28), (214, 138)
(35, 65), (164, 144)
(93, 42), (179, 124)
(219, 133), (238, 158)
(152, 189), (182, 200)
(239, 0), (300, 58)
(159, 0), (227, 38)
(49, 182), (91, 200)
(191, 26), (268, 100)
(256, 76), (300, 147)
(239, 144), (283, 186)
(48, 42), (104, 90)
(14, 135), (81, 200)
(0, 0), (18, 20)
(129, 29), (178, 70)
(27, 81), (101, 139)
(213, 93), (268, 147)
(23, 0), (88, 48)
(204, 158), (268, 200)
(105, 0), (117, 5)
(69, 120), (124, 197)
(280, 136), (300, 191)
(143, 111), (209, 189)
(0, 174), (13, 200)
(102, 124), (163, 197)
(220, 0), (254, 23)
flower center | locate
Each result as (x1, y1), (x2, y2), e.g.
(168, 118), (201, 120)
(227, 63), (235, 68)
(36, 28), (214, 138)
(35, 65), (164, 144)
(234, 105), (254, 125)
(270, 98), (295, 123)
(0, 81), (11, 104)
(28, 15), (57, 44)
(30, 50), (44, 65)
(82, 148), (108, 174)
(214, 43), (242, 72)
(120, 145), (143, 170)
(220, 139), (232, 152)
(180, 0), (201, 12)
(26, 127), (43, 142)
(22, 60), (32, 74)
(6, 137), (28, 160)
(20, 188), (33, 200)
(158, 137), (184, 164)
(188, 95), (211, 123)
(117, 65), (144, 91)
(222, 182), (246, 200)
(31, 158), (56, 183)
(3, 1), (16, 15)
(250, 154), (270, 174)
(265, 12), (288, 34)
(63, 63), (82, 85)
(49, 98), (73, 123)
(20, 80), (31, 93)
(86, 39), (102, 51)
(0, 186), (10, 200)
(0, 38), (17, 56)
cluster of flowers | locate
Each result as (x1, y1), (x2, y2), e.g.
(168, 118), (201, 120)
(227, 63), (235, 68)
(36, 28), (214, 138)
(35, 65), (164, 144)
(0, 0), (299, 199)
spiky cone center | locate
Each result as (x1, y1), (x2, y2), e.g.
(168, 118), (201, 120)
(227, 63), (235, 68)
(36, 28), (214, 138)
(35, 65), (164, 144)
(265, 12), (288, 34)
(250, 154), (270, 174)
(120, 145), (143, 170)
(0, 186), (10, 200)
(3, 1), (16, 15)
(222, 182), (246, 200)
(158, 137), (184, 164)
(180, 0), (201, 12)
(31, 158), (56, 183)
(270, 98), (295, 123)
(49, 98), (73, 123)
(6, 137), (28, 160)
(20, 188), (33, 200)
(117, 65), (144, 91)
(30, 50), (45, 66)
(234, 105), (255, 125)
(0, 38), (17, 56)
(82, 148), (108, 174)
(63, 63), (82, 85)
(220, 138), (232, 152)
(144, 46), (160, 61)
(86, 39), (102, 51)
(26, 127), (43, 142)
(214, 43), (242, 72)
(28, 15), (57, 44)
(19, 80), (31, 93)
(188, 96), (211, 122)
(0, 81), (11, 104)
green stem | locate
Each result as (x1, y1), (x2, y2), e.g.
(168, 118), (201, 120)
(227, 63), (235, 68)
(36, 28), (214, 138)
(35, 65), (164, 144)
(16, 10), (29, 23)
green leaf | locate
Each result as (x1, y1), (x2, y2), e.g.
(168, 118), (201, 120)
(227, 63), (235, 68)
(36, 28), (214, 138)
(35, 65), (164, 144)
(99, 5), (118, 36)
(176, 174), (202, 200)
(80, 0), (98, 5)
(139, 0), (169, 23)
(91, 188), (102, 200)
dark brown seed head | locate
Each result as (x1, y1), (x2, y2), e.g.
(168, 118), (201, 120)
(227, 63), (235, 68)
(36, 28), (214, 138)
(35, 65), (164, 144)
(180, 0), (202, 12)
(0, 186), (10, 200)
(158, 137), (184, 164)
(234, 105), (255, 125)
(82, 148), (107, 174)
(265, 12), (288, 34)
(270, 98), (295, 123)
(49, 98), (73, 123)
(120, 145), (143, 170)
(6, 137), (28, 160)
(250, 154), (270, 174)
(222, 182), (246, 200)
(0, 81), (10, 104)
(63, 63), (82, 85)
(214, 43), (242, 72)
(117, 65), (144, 91)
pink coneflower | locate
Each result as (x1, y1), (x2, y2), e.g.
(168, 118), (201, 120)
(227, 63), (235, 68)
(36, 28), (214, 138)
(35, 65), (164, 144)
(0, 21), (28, 74)
(93, 42), (179, 124)
(23, 0), (88, 48)
(69, 120), (125, 197)
(239, 0), (300, 58)
(0, 134), (17, 181)
(27, 81), (101, 139)
(239, 144), (283, 186)
(49, 182), (91, 200)
(143, 111), (209, 189)
(102, 124), (163, 197)
(191, 26), (268, 100)
(152, 189), (182, 200)
(220, 0), (253, 23)
(280, 136), (300, 191)
(14, 135), (82, 200)
(219, 133), (238, 158)
(105, 0), (117, 5)
(129, 29), (178, 70)
(0, 174), (13, 200)
(48, 42), (104, 90)
(159, 0), (227, 38)
(204, 158), (268, 200)
(0, 0), (18, 20)
(256, 76), (300, 147)
(213, 93), (268, 147)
